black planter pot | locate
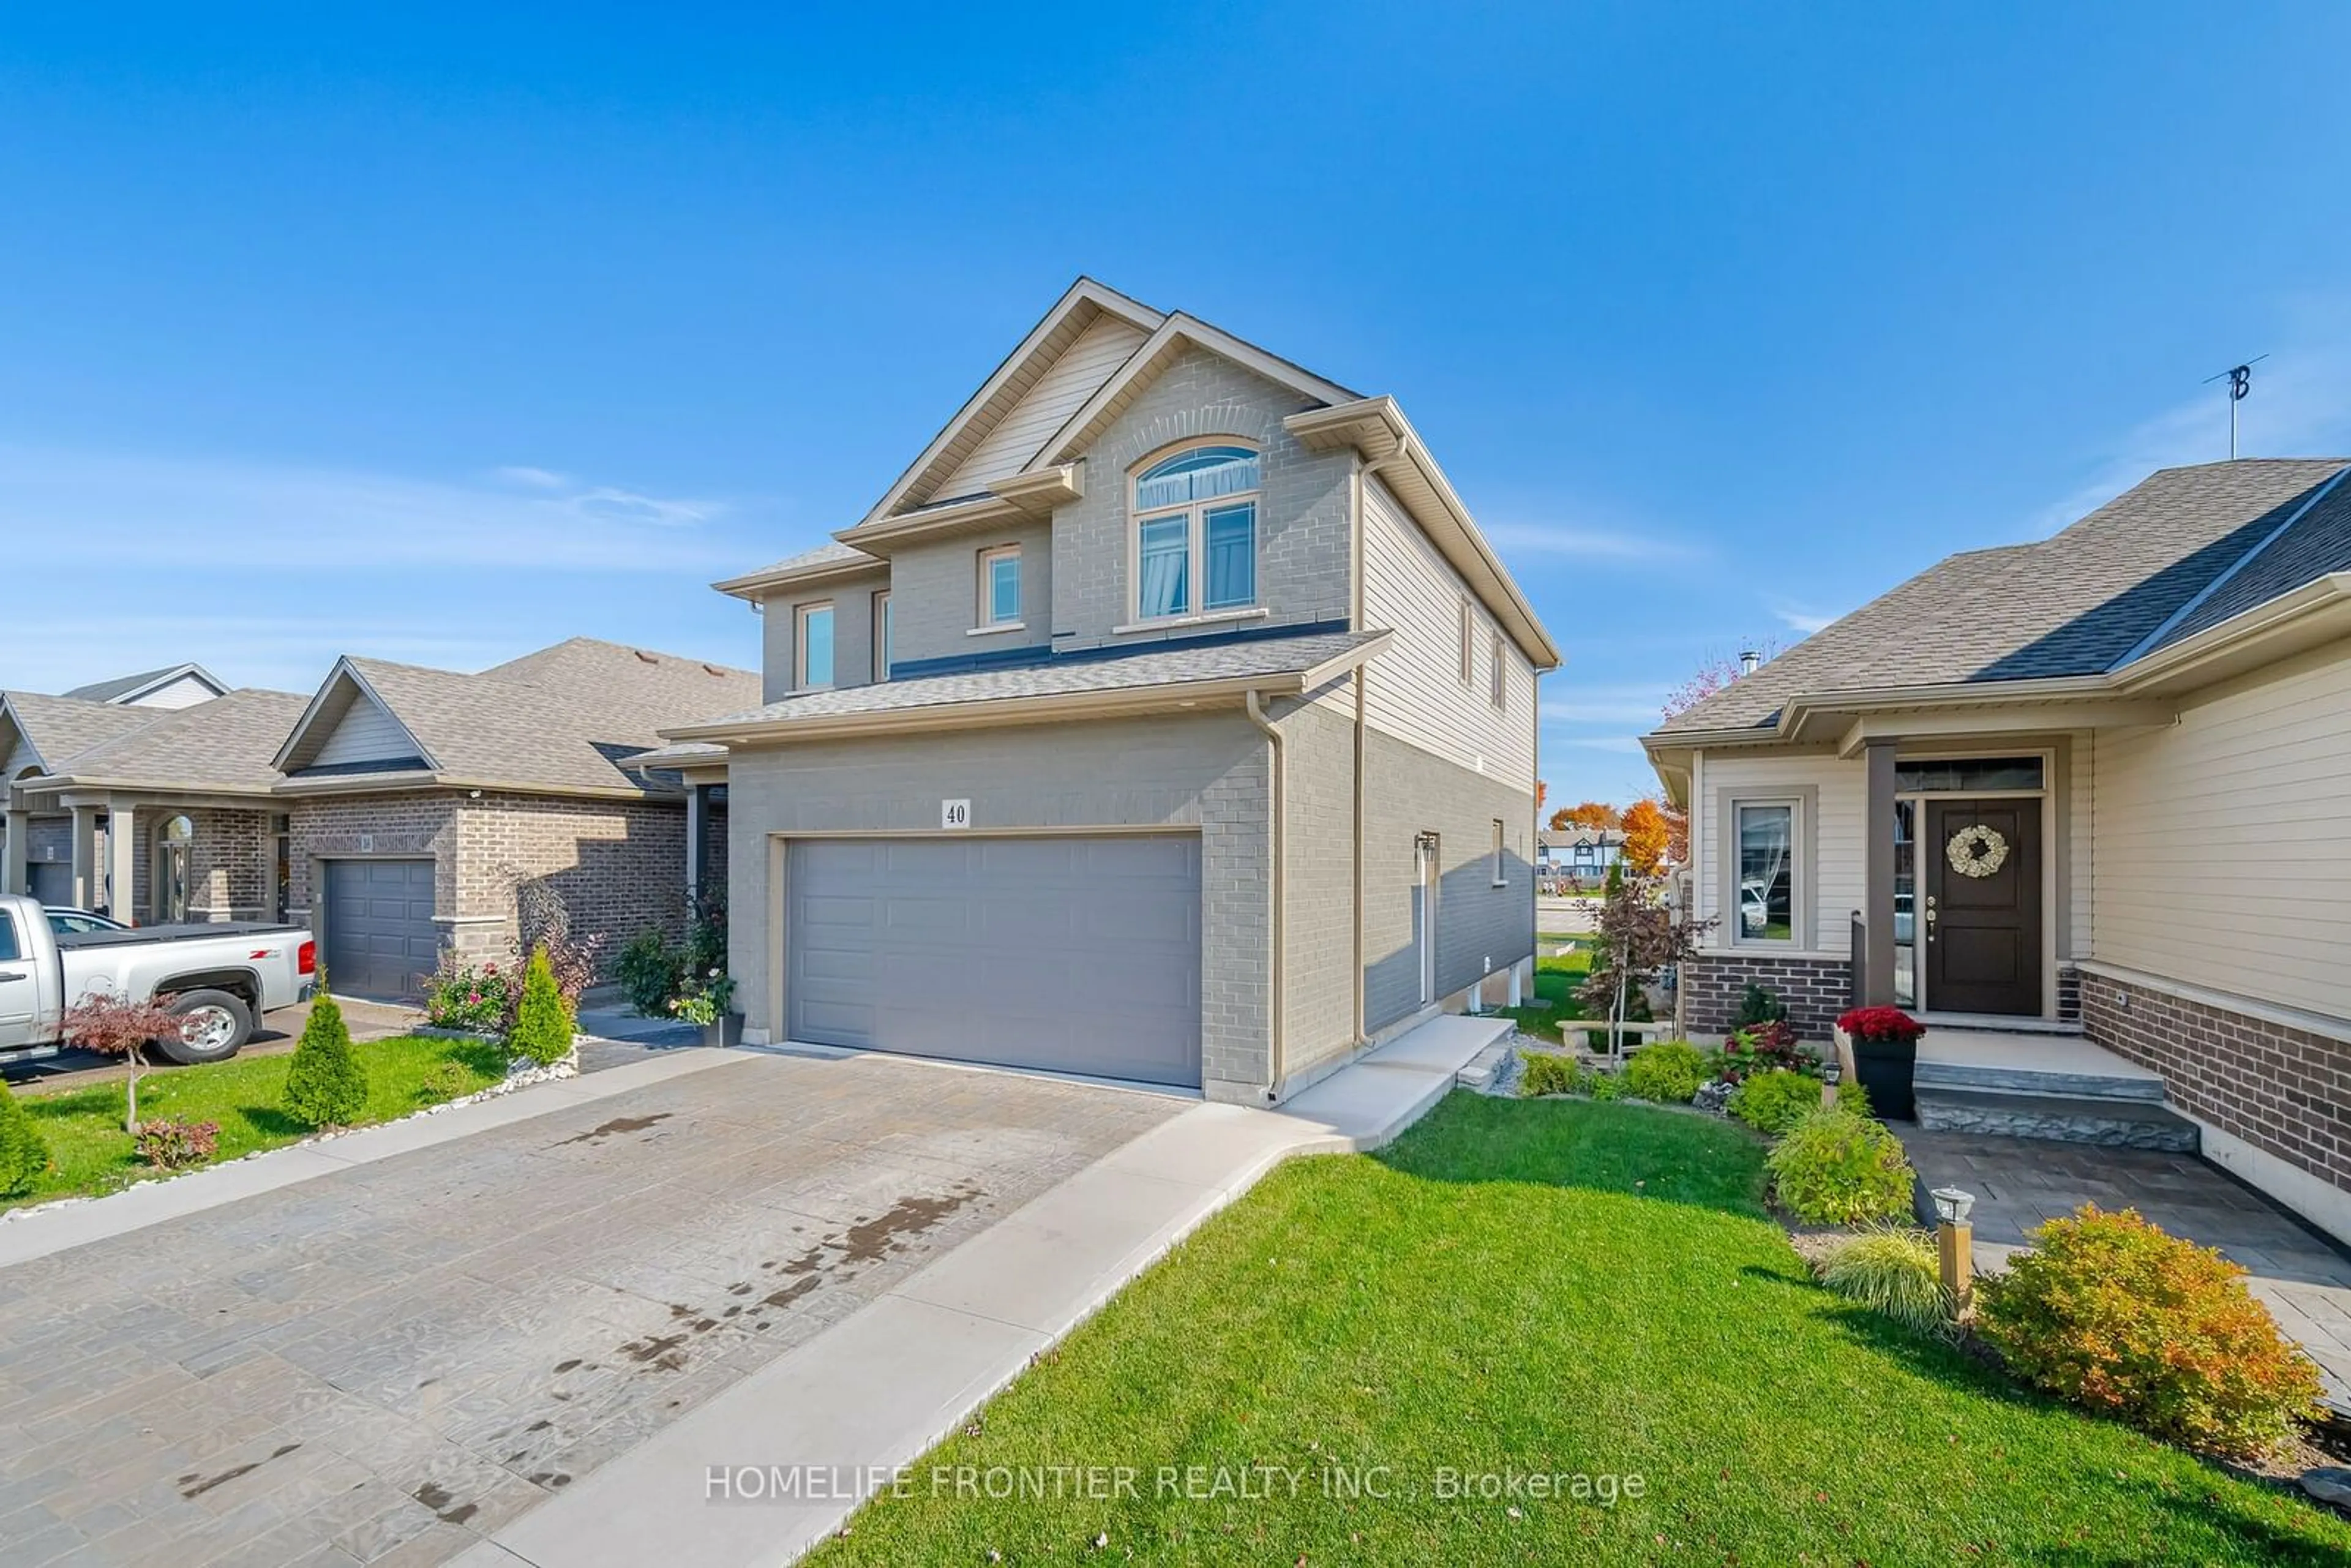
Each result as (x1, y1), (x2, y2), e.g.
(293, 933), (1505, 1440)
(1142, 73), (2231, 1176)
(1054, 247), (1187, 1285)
(699, 1011), (746, 1049)
(1848, 1035), (1919, 1121)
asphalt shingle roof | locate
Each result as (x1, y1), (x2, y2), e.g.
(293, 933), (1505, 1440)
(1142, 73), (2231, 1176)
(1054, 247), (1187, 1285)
(2, 693), (161, 771)
(42, 689), (313, 790)
(478, 637), (761, 724)
(61, 663), (218, 704)
(1659, 459), (2350, 734)
(674, 628), (1384, 733)
(725, 540), (882, 585)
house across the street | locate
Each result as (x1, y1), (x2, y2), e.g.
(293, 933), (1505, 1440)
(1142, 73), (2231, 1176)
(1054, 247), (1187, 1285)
(1, 638), (759, 1000)
(1644, 457), (2351, 1239)
(1538, 825), (1623, 884)
(650, 277), (1560, 1105)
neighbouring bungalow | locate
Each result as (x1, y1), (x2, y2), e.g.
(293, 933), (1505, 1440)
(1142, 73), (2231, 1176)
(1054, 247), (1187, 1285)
(1643, 457), (2351, 1239)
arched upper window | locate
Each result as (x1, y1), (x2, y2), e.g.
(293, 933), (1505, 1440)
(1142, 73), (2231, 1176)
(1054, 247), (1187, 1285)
(1133, 445), (1261, 621)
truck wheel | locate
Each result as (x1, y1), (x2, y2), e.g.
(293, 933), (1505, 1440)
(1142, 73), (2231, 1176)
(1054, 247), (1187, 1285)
(157, 990), (253, 1064)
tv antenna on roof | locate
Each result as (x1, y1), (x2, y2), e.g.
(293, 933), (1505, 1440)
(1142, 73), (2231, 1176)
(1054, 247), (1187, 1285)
(2203, 355), (2268, 460)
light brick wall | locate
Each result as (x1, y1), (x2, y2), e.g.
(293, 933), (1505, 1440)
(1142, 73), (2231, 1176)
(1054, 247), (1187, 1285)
(288, 791), (463, 932)
(2085, 970), (2351, 1198)
(1360, 726), (1537, 1034)
(456, 792), (689, 966)
(1682, 953), (1852, 1040)
(887, 523), (1055, 667)
(1278, 695), (1359, 1077)
(762, 572), (889, 699)
(1049, 345), (1354, 653)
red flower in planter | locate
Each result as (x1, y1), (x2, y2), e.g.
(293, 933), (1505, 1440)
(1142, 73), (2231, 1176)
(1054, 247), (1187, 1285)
(1837, 1005), (1925, 1043)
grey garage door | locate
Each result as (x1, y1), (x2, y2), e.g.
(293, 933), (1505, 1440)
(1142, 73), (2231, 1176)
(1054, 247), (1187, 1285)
(787, 835), (1202, 1087)
(324, 859), (438, 1000)
(27, 863), (70, 909)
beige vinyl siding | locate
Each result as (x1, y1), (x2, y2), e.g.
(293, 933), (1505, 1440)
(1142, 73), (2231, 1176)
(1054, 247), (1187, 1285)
(130, 673), (220, 709)
(930, 315), (1149, 503)
(2067, 730), (2093, 959)
(3, 732), (41, 779)
(2091, 641), (2351, 1021)
(1692, 748), (1864, 957)
(313, 692), (422, 767)
(1359, 476), (1535, 786)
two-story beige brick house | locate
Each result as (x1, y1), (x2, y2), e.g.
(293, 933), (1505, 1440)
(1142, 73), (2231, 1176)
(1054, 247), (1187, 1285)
(658, 279), (1560, 1104)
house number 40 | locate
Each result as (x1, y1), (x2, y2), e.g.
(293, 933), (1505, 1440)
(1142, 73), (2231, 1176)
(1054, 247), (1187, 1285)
(941, 799), (971, 830)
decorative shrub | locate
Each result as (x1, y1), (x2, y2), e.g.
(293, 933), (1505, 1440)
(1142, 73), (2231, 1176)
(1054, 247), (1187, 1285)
(1518, 1051), (1586, 1097)
(60, 991), (187, 1133)
(0, 1084), (51, 1196)
(1765, 1107), (1914, 1225)
(1820, 1224), (1951, 1337)
(134, 1116), (220, 1171)
(1716, 1019), (1816, 1084)
(504, 880), (603, 1027)
(615, 928), (685, 1016)
(1976, 1206), (2324, 1458)
(668, 970), (736, 1028)
(508, 945), (577, 1067)
(684, 882), (729, 981)
(1622, 1040), (1709, 1103)
(417, 1060), (473, 1105)
(283, 990), (370, 1128)
(1733, 981), (1790, 1030)
(1837, 1005), (1926, 1045)
(1583, 985), (1652, 1051)
(1728, 1068), (1826, 1135)
(1586, 1070), (1628, 1103)
(424, 955), (510, 1035)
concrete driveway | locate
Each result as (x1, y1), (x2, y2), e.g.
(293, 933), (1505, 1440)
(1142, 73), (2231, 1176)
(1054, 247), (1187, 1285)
(0, 1051), (1182, 1566)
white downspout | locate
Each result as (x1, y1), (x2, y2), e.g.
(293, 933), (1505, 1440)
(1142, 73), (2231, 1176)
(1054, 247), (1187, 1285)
(1245, 688), (1286, 1100)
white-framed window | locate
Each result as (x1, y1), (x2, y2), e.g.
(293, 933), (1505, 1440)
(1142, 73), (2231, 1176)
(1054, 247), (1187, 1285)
(1488, 631), (1507, 710)
(797, 601), (835, 690)
(977, 546), (1022, 628)
(1491, 820), (1507, 887)
(1732, 798), (1799, 944)
(872, 590), (892, 678)
(1458, 598), (1474, 685)
(1132, 444), (1260, 621)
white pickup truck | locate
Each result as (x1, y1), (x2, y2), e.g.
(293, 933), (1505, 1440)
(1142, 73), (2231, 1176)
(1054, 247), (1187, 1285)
(0, 893), (315, 1063)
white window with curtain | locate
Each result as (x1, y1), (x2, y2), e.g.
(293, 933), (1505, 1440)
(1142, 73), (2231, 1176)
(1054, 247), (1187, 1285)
(1733, 800), (1798, 943)
(1131, 445), (1260, 623)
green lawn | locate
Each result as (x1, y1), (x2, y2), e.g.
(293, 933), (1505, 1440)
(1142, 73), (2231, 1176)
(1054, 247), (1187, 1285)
(810, 1095), (2350, 1566)
(4, 1034), (508, 1211)
(1495, 943), (1592, 1044)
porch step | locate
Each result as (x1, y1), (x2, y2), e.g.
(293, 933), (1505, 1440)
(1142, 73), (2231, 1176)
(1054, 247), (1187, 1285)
(1914, 1086), (2200, 1152)
(1914, 1057), (2169, 1103)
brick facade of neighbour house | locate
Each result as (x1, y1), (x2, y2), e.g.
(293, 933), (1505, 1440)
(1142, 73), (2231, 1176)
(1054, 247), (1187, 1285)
(130, 806), (272, 922)
(2082, 969), (2351, 1201)
(457, 792), (691, 966)
(1681, 953), (1852, 1041)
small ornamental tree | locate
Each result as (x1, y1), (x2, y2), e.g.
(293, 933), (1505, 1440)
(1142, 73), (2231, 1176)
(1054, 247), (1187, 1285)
(61, 991), (186, 1133)
(283, 987), (369, 1128)
(508, 945), (576, 1067)
(1578, 868), (1712, 1057)
(0, 1082), (51, 1196)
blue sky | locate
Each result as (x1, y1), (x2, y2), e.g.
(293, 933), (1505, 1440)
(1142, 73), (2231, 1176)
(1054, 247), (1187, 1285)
(4, 6), (2349, 803)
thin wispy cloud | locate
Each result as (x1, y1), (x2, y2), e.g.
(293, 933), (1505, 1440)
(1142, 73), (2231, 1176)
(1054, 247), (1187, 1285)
(1483, 519), (1699, 563)
(1552, 734), (1647, 754)
(0, 445), (742, 573)
(1771, 602), (1841, 636)
(1540, 685), (1669, 725)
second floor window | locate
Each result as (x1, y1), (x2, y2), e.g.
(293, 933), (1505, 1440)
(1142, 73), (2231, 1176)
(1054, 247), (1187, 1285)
(1134, 445), (1259, 621)
(873, 590), (892, 678)
(978, 545), (1022, 627)
(798, 602), (834, 689)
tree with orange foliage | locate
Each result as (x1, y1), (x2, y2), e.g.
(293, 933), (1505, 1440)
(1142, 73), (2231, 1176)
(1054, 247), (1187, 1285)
(1620, 797), (1681, 873)
(1550, 801), (1621, 833)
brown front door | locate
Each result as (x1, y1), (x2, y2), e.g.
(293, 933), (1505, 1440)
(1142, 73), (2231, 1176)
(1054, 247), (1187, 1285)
(1924, 798), (2041, 1016)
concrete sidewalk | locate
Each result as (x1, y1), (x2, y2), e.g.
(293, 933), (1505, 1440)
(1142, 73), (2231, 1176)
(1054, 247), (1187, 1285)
(456, 1013), (1511, 1568)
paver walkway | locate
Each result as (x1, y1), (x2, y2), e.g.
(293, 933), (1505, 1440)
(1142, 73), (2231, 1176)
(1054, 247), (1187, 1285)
(0, 1052), (1180, 1566)
(1903, 1128), (2351, 1416)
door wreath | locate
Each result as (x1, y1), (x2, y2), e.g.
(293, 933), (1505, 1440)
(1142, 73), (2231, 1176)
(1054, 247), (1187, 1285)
(1945, 824), (2009, 879)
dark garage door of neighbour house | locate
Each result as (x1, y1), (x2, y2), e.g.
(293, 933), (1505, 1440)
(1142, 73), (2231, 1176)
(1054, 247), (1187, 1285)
(786, 835), (1203, 1088)
(324, 859), (438, 1001)
(26, 863), (70, 909)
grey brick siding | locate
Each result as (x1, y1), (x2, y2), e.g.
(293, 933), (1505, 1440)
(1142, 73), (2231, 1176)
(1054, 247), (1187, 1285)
(762, 570), (889, 700)
(1049, 345), (1354, 653)
(1360, 726), (1536, 1035)
(1276, 696), (1359, 1078)
(723, 711), (1273, 1100)
(1682, 953), (1852, 1040)
(886, 523), (1054, 667)
(2084, 971), (2351, 1198)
